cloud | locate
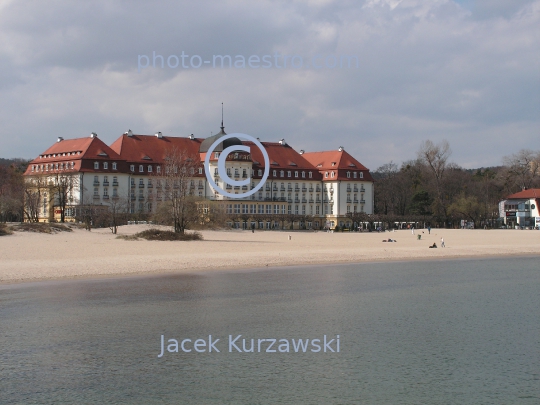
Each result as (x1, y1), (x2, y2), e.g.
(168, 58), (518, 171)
(0, 0), (538, 171)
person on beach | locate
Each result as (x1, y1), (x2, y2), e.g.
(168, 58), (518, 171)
(441, 237), (445, 247)
(428, 226), (431, 234)
(411, 227), (414, 235)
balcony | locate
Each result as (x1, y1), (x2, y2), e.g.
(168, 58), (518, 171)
(360, 199), (366, 204)
(309, 199), (314, 203)
(287, 186), (293, 191)
(280, 186), (286, 191)
(138, 196), (145, 201)
(329, 188), (334, 193)
(103, 182), (109, 187)
(353, 187), (358, 192)
(147, 184), (153, 189)
(346, 187), (351, 192)
(287, 198), (293, 203)
(234, 173), (240, 178)
(139, 184), (144, 188)
(294, 199), (300, 203)
(112, 181), (119, 187)
(93, 195), (100, 200)
(309, 187), (313, 192)
(301, 187), (307, 192)
(103, 195), (109, 200)
(316, 199), (321, 203)
(302, 198), (307, 203)
(198, 185), (204, 189)
(242, 186), (248, 190)
(360, 187), (366, 192)
(353, 199), (359, 203)
(93, 181), (100, 186)
(347, 199), (352, 203)
(112, 195), (119, 200)
(294, 187), (300, 192)
(316, 188), (321, 192)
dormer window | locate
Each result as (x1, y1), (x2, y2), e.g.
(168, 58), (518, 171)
(112, 162), (117, 170)
(294, 171), (298, 178)
(331, 171), (335, 178)
(139, 165), (143, 172)
(325, 172), (328, 178)
(94, 162), (99, 169)
(301, 171), (305, 178)
(198, 168), (203, 174)
(103, 162), (108, 170)
(360, 172), (363, 179)
(288, 171), (291, 177)
(273, 170), (277, 177)
(258, 169), (262, 176)
(157, 166), (161, 174)
(214, 152), (220, 159)
(347, 171), (350, 178)
(280, 170), (284, 177)
(148, 165), (152, 172)
(130, 164), (135, 172)
(353, 172), (357, 178)
(308, 172), (312, 178)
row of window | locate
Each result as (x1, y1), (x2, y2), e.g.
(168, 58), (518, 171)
(39, 151), (81, 159)
(94, 161), (118, 170)
(31, 162), (75, 172)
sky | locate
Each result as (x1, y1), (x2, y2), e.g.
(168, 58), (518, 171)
(0, 0), (538, 170)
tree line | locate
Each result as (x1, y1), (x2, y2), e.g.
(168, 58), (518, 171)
(1, 142), (538, 231)
(371, 141), (539, 229)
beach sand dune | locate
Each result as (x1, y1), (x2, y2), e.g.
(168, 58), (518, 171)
(1, 225), (538, 283)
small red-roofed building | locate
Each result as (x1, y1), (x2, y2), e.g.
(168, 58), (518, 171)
(499, 188), (540, 228)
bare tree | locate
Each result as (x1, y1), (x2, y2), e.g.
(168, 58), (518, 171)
(502, 149), (540, 191)
(154, 147), (201, 234)
(417, 140), (452, 219)
(22, 176), (47, 222)
(48, 170), (79, 222)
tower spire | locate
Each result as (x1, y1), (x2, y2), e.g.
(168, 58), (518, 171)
(221, 102), (224, 130)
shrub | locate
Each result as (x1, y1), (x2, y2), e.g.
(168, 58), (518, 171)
(11, 222), (73, 233)
(116, 229), (203, 241)
(0, 223), (13, 236)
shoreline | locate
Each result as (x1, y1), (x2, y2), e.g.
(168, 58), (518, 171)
(1, 225), (539, 286)
(1, 252), (539, 288)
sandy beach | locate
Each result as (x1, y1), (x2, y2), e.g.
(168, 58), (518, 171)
(0, 225), (538, 284)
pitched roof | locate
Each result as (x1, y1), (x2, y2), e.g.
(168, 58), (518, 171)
(302, 149), (373, 181)
(506, 189), (540, 200)
(110, 133), (204, 163)
(24, 136), (123, 175)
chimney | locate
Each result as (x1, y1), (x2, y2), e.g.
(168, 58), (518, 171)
(279, 139), (286, 146)
(57, 137), (64, 143)
(338, 146), (344, 152)
(90, 132), (97, 138)
(189, 134), (194, 140)
(124, 129), (133, 137)
(299, 149), (304, 155)
(155, 131), (163, 138)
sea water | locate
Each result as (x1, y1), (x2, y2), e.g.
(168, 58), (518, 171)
(0, 257), (538, 404)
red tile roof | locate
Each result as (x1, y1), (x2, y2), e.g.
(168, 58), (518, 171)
(302, 149), (373, 181)
(506, 189), (540, 199)
(25, 136), (124, 175)
(110, 134), (203, 164)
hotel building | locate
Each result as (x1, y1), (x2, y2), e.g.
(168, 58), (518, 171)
(23, 126), (374, 229)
